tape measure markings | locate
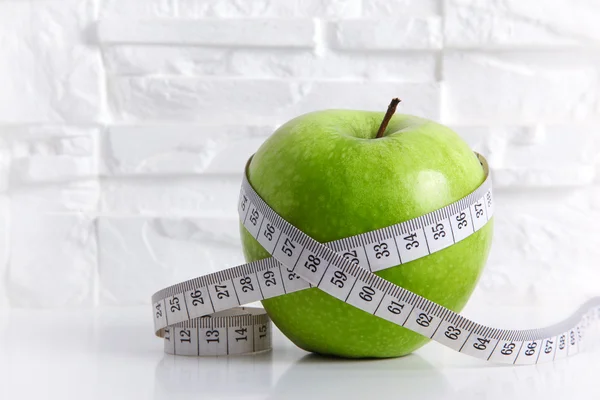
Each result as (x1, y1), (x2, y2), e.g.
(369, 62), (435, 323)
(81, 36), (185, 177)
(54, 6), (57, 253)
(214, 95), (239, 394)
(152, 153), (600, 362)
(160, 308), (272, 356)
(238, 163), (597, 363)
(152, 152), (492, 329)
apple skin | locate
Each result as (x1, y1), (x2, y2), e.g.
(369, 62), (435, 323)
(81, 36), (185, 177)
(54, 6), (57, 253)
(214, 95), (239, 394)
(240, 110), (493, 358)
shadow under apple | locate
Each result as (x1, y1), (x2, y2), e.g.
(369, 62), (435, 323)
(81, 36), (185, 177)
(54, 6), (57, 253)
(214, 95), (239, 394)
(267, 352), (451, 400)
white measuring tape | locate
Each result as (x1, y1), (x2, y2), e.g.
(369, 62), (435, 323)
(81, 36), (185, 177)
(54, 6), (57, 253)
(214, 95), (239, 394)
(152, 153), (600, 364)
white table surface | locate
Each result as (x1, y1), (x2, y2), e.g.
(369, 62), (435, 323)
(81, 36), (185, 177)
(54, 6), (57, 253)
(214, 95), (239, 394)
(0, 305), (598, 400)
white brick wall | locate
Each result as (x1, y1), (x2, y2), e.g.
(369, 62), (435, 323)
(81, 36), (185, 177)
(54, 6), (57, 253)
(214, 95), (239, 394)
(0, 0), (599, 309)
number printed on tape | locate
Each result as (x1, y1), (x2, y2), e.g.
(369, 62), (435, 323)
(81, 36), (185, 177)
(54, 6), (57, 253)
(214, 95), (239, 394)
(294, 249), (328, 283)
(200, 327), (227, 356)
(396, 228), (429, 264)
(424, 219), (454, 253)
(245, 204), (264, 238)
(175, 327), (198, 356)
(208, 281), (239, 312)
(460, 335), (499, 360)
(233, 273), (263, 305)
(282, 265), (311, 293)
(228, 326), (254, 355)
(185, 287), (214, 318)
(257, 218), (281, 254)
(403, 308), (442, 338)
(258, 267), (285, 298)
(432, 320), (469, 351)
(449, 209), (474, 243)
(374, 294), (412, 326)
(365, 239), (400, 272)
(339, 247), (370, 271)
(346, 281), (385, 314)
(165, 295), (188, 325)
(318, 266), (357, 301)
(151, 152), (600, 364)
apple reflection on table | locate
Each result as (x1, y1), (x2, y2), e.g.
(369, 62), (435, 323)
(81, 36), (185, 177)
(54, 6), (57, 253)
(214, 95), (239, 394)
(153, 350), (451, 400)
(152, 343), (588, 400)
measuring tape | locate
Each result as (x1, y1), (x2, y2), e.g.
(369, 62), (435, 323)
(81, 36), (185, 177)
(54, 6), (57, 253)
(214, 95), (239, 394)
(152, 153), (600, 364)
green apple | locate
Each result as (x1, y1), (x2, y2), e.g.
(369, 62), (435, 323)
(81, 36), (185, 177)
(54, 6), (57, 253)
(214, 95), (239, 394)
(240, 104), (493, 358)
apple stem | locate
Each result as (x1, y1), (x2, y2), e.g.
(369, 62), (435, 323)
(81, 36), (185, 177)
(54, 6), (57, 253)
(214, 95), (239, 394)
(375, 98), (401, 139)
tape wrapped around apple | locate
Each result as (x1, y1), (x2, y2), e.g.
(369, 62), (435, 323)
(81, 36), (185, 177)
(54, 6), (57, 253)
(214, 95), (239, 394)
(240, 99), (493, 358)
